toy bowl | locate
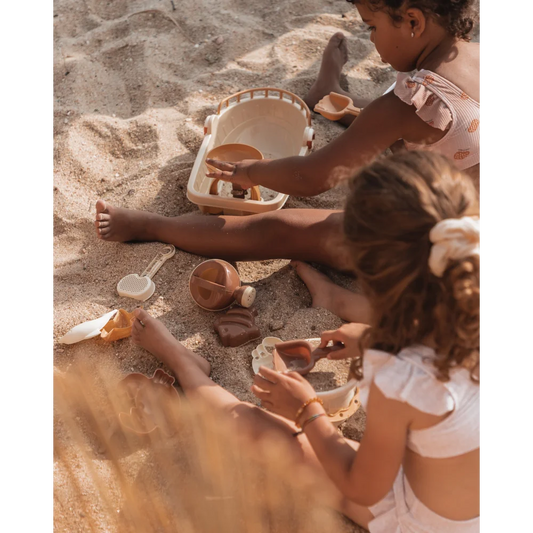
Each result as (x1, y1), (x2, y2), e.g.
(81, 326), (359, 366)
(205, 143), (263, 172)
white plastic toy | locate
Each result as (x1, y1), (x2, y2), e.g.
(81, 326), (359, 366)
(187, 87), (315, 216)
(117, 245), (176, 301)
(58, 310), (118, 344)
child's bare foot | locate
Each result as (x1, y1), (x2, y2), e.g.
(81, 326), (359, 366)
(291, 260), (373, 324)
(291, 260), (339, 310)
(131, 309), (211, 377)
(95, 200), (160, 242)
(305, 32), (350, 110)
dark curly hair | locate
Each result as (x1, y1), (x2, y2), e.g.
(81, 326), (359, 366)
(348, 0), (478, 41)
(344, 151), (479, 383)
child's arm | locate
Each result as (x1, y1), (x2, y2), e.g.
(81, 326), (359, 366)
(252, 368), (413, 507)
(303, 381), (411, 506)
(206, 92), (428, 197)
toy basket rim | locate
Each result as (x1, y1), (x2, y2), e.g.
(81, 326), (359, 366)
(216, 87), (311, 126)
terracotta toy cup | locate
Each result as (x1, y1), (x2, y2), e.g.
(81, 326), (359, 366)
(272, 339), (344, 376)
(189, 259), (256, 311)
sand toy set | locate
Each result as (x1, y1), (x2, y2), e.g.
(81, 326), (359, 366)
(58, 83), (365, 431)
(187, 87), (315, 216)
(251, 337), (360, 427)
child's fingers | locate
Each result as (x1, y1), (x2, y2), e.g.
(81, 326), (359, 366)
(283, 370), (307, 383)
(319, 329), (345, 348)
(205, 169), (235, 180)
(206, 159), (237, 172)
(250, 384), (271, 401)
(259, 366), (282, 382)
(327, 348), (348, 360)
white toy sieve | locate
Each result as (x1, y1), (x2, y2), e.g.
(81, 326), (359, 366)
(117, 245), (176, 301)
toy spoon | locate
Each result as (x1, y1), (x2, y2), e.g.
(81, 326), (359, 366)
(314, 92), (361, 121)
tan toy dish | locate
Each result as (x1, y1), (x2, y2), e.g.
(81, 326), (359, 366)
(187, 87), (315, 216)
(314, 92), (361, 121)
(206, 143), (263, 202)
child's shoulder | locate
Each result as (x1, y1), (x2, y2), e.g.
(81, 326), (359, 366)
(363, 346), (455, 416)
(431, 42), (479, 102)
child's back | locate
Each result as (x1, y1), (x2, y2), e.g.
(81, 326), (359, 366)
(360, 345), (479, 527)
(339, 150), (480, 531)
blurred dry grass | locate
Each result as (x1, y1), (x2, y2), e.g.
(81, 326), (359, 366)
(54, 361), (349, 532)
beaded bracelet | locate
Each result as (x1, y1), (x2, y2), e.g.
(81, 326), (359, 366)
(294, 397), (324, 428)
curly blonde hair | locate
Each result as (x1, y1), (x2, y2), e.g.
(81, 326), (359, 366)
(344, 151), (479, 381)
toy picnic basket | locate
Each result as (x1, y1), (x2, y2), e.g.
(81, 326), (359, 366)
(187, 87), (315, 216)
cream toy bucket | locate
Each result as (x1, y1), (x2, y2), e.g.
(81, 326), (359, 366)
(187, 87), (315, 216)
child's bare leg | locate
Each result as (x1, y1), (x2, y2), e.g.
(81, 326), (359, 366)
(95, 200), (354, 272)
(291, 261), (372, 324)
(131, 309), (373, 529)
(304, 33), (373, 127)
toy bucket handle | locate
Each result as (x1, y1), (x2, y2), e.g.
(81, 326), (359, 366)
(216, 87), (311, 126)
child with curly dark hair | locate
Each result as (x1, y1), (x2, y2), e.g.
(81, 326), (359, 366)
(130, 151), (480, 532)
(205, 0), (479, 187)
(95, 0), (479, 325)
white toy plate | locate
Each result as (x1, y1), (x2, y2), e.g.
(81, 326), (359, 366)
(58, 310), (118, 344)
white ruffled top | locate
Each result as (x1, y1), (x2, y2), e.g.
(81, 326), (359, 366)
(358, 345), (479, 458)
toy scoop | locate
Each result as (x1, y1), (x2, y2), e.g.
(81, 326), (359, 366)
(189, 259), (256, 311)
(273, 340), (344, 375)
(314, 92), (361, 121)
(117, 245), (176, 301)
(206, 143), (263, 200)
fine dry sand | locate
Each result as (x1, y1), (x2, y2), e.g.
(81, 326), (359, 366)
(54, 1), (399, 531)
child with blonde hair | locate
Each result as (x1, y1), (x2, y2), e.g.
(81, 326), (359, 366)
(130, 151), (480, 532)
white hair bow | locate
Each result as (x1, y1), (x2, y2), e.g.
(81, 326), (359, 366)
(428, 216), (479, 277)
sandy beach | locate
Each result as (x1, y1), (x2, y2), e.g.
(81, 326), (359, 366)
(53, 0), (400, 530)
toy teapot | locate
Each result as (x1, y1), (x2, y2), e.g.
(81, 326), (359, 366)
(189, 259), (256, 311)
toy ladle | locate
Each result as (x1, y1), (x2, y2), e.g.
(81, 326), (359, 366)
(314, 92), (361, 121)
(273, 340), (344, 375)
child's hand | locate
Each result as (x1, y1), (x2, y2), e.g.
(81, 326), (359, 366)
(319, 323), (370, 360)
(205, 159), (257, 190)
(251, 366), (317, 422)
